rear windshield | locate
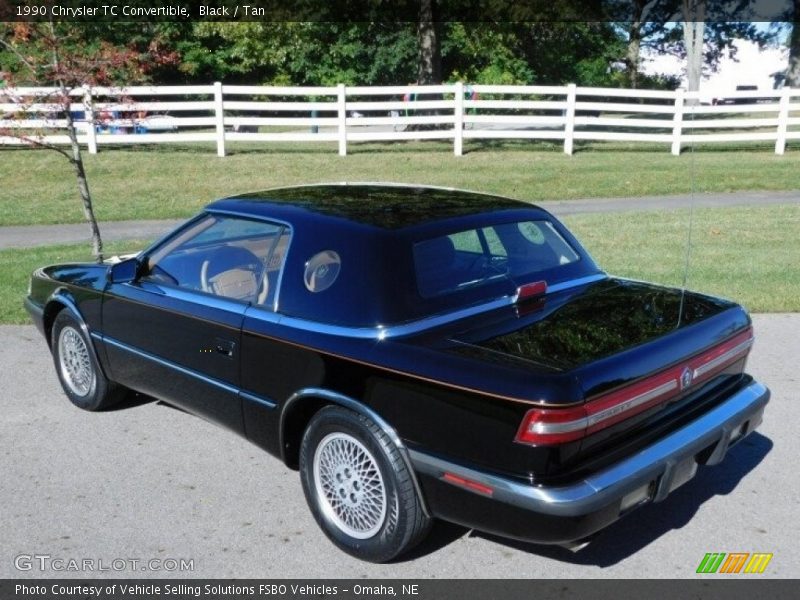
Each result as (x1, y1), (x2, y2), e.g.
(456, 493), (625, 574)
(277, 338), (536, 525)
(413, 220), (580, 298)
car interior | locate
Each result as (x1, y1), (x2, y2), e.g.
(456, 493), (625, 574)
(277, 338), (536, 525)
(144, 216), (290, 307)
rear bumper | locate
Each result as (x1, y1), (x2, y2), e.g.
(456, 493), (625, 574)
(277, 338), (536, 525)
(410, 380), (769, 544)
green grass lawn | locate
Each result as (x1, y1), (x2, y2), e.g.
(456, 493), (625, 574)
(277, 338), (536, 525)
(1, 203), (796, 324)
(2, 141), (800, 226)
(0, 240), (147, 325)
(564, 203), (800, 314)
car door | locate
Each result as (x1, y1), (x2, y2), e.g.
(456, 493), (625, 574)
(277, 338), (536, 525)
(235, 227), (300, 454)
(101, 214), (285, 433)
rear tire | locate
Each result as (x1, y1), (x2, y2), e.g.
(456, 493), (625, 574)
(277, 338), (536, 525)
(299, 405), (431, 562)
(51, 310), (125, 411)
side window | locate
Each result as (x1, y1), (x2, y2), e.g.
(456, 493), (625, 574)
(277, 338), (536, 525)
(414, 220), (581, 298)
(481, 227), (508, 257)
(507, 221), (580, 265)
(143, 215), (291, 307)
(304, 251), (341, 293)
(448, 229), (482, 254)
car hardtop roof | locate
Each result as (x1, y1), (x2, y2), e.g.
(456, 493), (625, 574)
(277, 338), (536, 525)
(206, 183), (550, 234)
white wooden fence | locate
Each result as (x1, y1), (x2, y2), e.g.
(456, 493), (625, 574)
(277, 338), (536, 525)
(1, 82), (799, 156)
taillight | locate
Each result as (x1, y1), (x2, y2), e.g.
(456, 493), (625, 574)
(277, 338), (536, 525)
(516, 280), (547, 302)
(516, 327), (754, 446)
(516, 405), (589, 445)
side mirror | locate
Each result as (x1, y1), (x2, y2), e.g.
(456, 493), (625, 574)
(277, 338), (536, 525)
(108, 256), (141, 284)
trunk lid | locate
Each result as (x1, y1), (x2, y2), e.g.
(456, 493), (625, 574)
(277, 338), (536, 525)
(454, 278), (747, 372)
(451, 278), (751, 395)
(446, 277), (753, 449)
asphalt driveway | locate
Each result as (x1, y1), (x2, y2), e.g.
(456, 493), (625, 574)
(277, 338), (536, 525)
(0, 313), (796, 579)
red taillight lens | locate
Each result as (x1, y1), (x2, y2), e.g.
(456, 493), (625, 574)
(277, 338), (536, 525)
(516, 280), (547, 301)
(516, 405), (589, 445)
(516, 328), (754, 446)
(441, 472), (494, 496)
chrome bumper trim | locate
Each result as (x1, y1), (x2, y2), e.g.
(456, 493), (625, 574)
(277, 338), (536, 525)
(409, 381), (769, 517)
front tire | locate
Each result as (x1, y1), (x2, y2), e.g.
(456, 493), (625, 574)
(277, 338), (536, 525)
(51, 310), (124, 411)
(299, 406), (431, 562)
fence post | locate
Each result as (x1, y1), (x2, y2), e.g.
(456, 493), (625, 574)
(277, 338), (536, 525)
(213, 81), (226, 157)
(82, 85), (97, 155)
(454, 81), (464, 156)
(563, 83), (576, 155)
(671, 88), (685, 156)
(337, 83), (347, 156)
(775, 86), (791, 155)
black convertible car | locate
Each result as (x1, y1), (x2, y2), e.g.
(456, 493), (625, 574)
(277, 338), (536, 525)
(25, 184), (769, 562)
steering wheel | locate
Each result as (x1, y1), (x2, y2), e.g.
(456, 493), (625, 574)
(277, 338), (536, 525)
(199, 246), (266, 302)
(200, 259), (212, 293)
(200, 260), (264, 291)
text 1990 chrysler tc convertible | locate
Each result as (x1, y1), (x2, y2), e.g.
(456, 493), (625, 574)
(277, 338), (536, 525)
(25, 184), (769, 562)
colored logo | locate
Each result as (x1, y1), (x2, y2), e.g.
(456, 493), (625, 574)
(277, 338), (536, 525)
(680, 366), (693, 390)
(696, 552), (773, 574)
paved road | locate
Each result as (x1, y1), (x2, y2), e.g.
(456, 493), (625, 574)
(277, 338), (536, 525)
(1, 190), (798, 249)
(0, 314), (796, 579)
(0, 219), (181, 251)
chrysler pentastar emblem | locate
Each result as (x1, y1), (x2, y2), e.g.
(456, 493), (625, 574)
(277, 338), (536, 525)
(680, 366), (694, 390)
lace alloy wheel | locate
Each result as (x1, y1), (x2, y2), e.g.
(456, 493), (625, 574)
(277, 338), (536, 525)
(312, 432), (388, 539)
(57, 326), (95, 397)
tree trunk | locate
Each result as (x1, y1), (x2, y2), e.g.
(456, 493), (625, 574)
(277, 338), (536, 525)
(627, 25), (642, 89)
(64, 108), (104, 262)
(417, 0), (442, 84)
(47, 18), (104, 263)
(625, 0), (648, 89)
(684, 21), (704, 92)
(788, 0), (800, 87)
(682, 0), (706, 102)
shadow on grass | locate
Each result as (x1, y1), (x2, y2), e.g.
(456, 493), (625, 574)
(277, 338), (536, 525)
(69, 140), (462, 157)
(462, 138), (677, 155)
(3, 138), (795, 158)
(398, 432), (772, 565)
(94, 143), (336, 157)
(462, 138), (564, 155)
(577, 140), (783, 155)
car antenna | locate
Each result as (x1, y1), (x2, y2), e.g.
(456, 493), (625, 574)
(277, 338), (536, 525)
(678, 91), (696, 328)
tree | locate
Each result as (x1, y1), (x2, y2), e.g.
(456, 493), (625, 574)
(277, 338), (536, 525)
(516, 22), (627, 86)
(0, 21), (175, 261)
(682, 0), (706, 93)
(610, 0), (682, 88)
(417, 0), (442, 84)
(613, 0), (779, 92)
(678, 2), (777, 94)
(442, 23), (534, 84)
(788, 0), (800, 86)
(187, 22), (418, 86)
(624, 0), (650, 88)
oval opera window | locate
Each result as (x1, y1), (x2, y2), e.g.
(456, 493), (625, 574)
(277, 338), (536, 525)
(304, 250), (341, 293)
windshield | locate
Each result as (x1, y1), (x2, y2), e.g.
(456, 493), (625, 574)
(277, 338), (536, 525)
(413, 220), (580, 298)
